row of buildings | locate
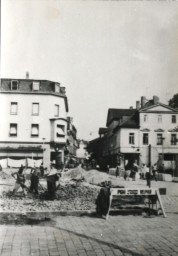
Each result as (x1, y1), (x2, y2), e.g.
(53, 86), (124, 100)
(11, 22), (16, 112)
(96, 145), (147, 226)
(0, 76), (79, 168)
(87, 96), (178, 178)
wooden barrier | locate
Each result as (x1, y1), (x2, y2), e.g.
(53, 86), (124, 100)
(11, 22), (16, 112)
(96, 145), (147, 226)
(106, 188), (166, 219)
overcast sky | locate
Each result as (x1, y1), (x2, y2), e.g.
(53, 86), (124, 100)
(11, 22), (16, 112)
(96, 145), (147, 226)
(1, 0), (178, 140)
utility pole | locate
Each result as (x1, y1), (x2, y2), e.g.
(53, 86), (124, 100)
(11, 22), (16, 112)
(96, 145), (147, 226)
(148, 144), (151, 188)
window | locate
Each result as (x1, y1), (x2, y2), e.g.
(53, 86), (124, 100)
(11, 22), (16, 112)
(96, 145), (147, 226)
(129, 133), (135, 144)
(172, 115), (176, 123)
(171, 134), (177, 145)
(32, 103), (39, 115)
(32, 81), (40, 91)
(10, 102), (18, 115)
(158, 115), (162, 123)
(55, 83), (60, 93)
(9, 123), (17, 137)
(11, 80), (19, 90)
(144, 115), (148, 122)
(143, 133), (149, 145)
(54, 104), (59, 117)
(31, 124), (39, 137)
(157, 134), (163, 145)
(56, 125), (65, 137)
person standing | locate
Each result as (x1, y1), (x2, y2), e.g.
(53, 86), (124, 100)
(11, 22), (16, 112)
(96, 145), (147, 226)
(12, 165), (27, 196)
(95, 181), (112, 218)
(46, 166), (61, 200)
(125, 163), (131, 181)
(152, 163), (158, 181)
(40, 162), (44, 176)
(115, 165), (120, 178)
(30, 167), (40, 195)
(145, 165), (151, 186)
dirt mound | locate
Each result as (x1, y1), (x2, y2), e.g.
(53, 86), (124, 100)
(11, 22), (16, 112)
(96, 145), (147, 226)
(84, 169), (113, 185)
(63, 165), (86, 180)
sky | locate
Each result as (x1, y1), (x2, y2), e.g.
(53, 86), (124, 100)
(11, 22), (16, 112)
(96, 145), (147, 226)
(1, 0), (178, 140)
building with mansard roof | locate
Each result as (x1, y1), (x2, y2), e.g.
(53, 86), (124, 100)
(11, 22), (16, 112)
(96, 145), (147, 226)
(0, 76), (77, 169)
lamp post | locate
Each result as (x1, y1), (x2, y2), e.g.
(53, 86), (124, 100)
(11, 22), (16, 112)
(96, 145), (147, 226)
(161, 137), (165, 172)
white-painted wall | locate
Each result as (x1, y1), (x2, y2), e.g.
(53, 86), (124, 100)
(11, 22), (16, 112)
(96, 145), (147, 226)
(140, 111), (178, 152)
(120, 128), (139, 153)
(0, 93), (67, 143)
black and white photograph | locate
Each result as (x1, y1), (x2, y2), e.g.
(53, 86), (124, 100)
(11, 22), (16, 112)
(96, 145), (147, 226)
(0, 0), (178, 255)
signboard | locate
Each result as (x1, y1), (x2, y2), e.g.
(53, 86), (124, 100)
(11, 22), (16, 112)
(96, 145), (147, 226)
(106, 188), (166, 219)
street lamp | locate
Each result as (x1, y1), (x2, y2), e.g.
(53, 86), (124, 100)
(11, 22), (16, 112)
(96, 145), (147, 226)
(161, 137), (165, 171)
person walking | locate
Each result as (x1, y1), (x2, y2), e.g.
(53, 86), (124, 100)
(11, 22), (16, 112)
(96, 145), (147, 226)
(12, 165), (27, 196)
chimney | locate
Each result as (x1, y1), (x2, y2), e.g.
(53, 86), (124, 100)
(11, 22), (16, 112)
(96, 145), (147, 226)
(26, 72), (29, 79)
(153, 96), (159, 105)
(136, 101), (140, 110)
(141, 96), (146, 108)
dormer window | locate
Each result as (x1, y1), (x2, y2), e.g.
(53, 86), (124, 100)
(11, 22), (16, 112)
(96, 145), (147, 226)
(55, 83), (60, 93)
(11, 80), (19, 90)
(32, 81), (40, 91)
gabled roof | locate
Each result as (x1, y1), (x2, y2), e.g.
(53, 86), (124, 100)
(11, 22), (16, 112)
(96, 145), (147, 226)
(106, 108), (137, 127)
(140, 103), (178, 113)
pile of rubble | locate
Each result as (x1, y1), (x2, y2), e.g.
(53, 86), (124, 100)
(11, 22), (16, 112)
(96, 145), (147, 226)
(0, 166), (115, 212)
(0, 181), (99, 212)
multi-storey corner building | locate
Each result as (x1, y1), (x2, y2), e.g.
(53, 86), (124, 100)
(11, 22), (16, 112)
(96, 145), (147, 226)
(87, 96), (178, 176)
(0, 77), (77, 168)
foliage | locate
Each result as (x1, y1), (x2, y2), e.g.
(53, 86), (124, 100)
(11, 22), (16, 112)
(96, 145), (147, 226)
(169, 93), (178, 109)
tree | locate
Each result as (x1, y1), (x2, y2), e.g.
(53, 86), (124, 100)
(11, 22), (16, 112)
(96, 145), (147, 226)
(169, 93), (178, 110)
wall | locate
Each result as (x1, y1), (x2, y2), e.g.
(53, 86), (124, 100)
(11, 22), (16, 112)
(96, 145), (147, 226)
(140, 112), (178, 154)
(0, 93), (67, 143)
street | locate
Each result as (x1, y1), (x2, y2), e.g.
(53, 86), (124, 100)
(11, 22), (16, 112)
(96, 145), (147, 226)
(0, 180), (178, 256)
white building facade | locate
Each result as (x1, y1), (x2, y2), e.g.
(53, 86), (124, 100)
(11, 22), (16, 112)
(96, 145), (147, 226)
(88, 96), (178, 176)
(0, 78), (69, 168)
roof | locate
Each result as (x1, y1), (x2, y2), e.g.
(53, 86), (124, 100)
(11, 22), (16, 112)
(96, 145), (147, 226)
(140, 102), (178, 113)
(106, 108), (137, 126)
(114, 112), (139, 131)
(0, 78), (69, 112)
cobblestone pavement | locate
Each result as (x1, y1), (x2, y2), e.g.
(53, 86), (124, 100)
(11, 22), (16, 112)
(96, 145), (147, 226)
(0, 213), (178, 256)
(0, 180), (178, 256)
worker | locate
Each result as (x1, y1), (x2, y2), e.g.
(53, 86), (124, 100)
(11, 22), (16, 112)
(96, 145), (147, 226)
(46, 166), (61, 200)
(30, 167), (40, 195)
(95, 181), (112, 219)
(40, 162), (44, 176)
(11, 165), (27, 196)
